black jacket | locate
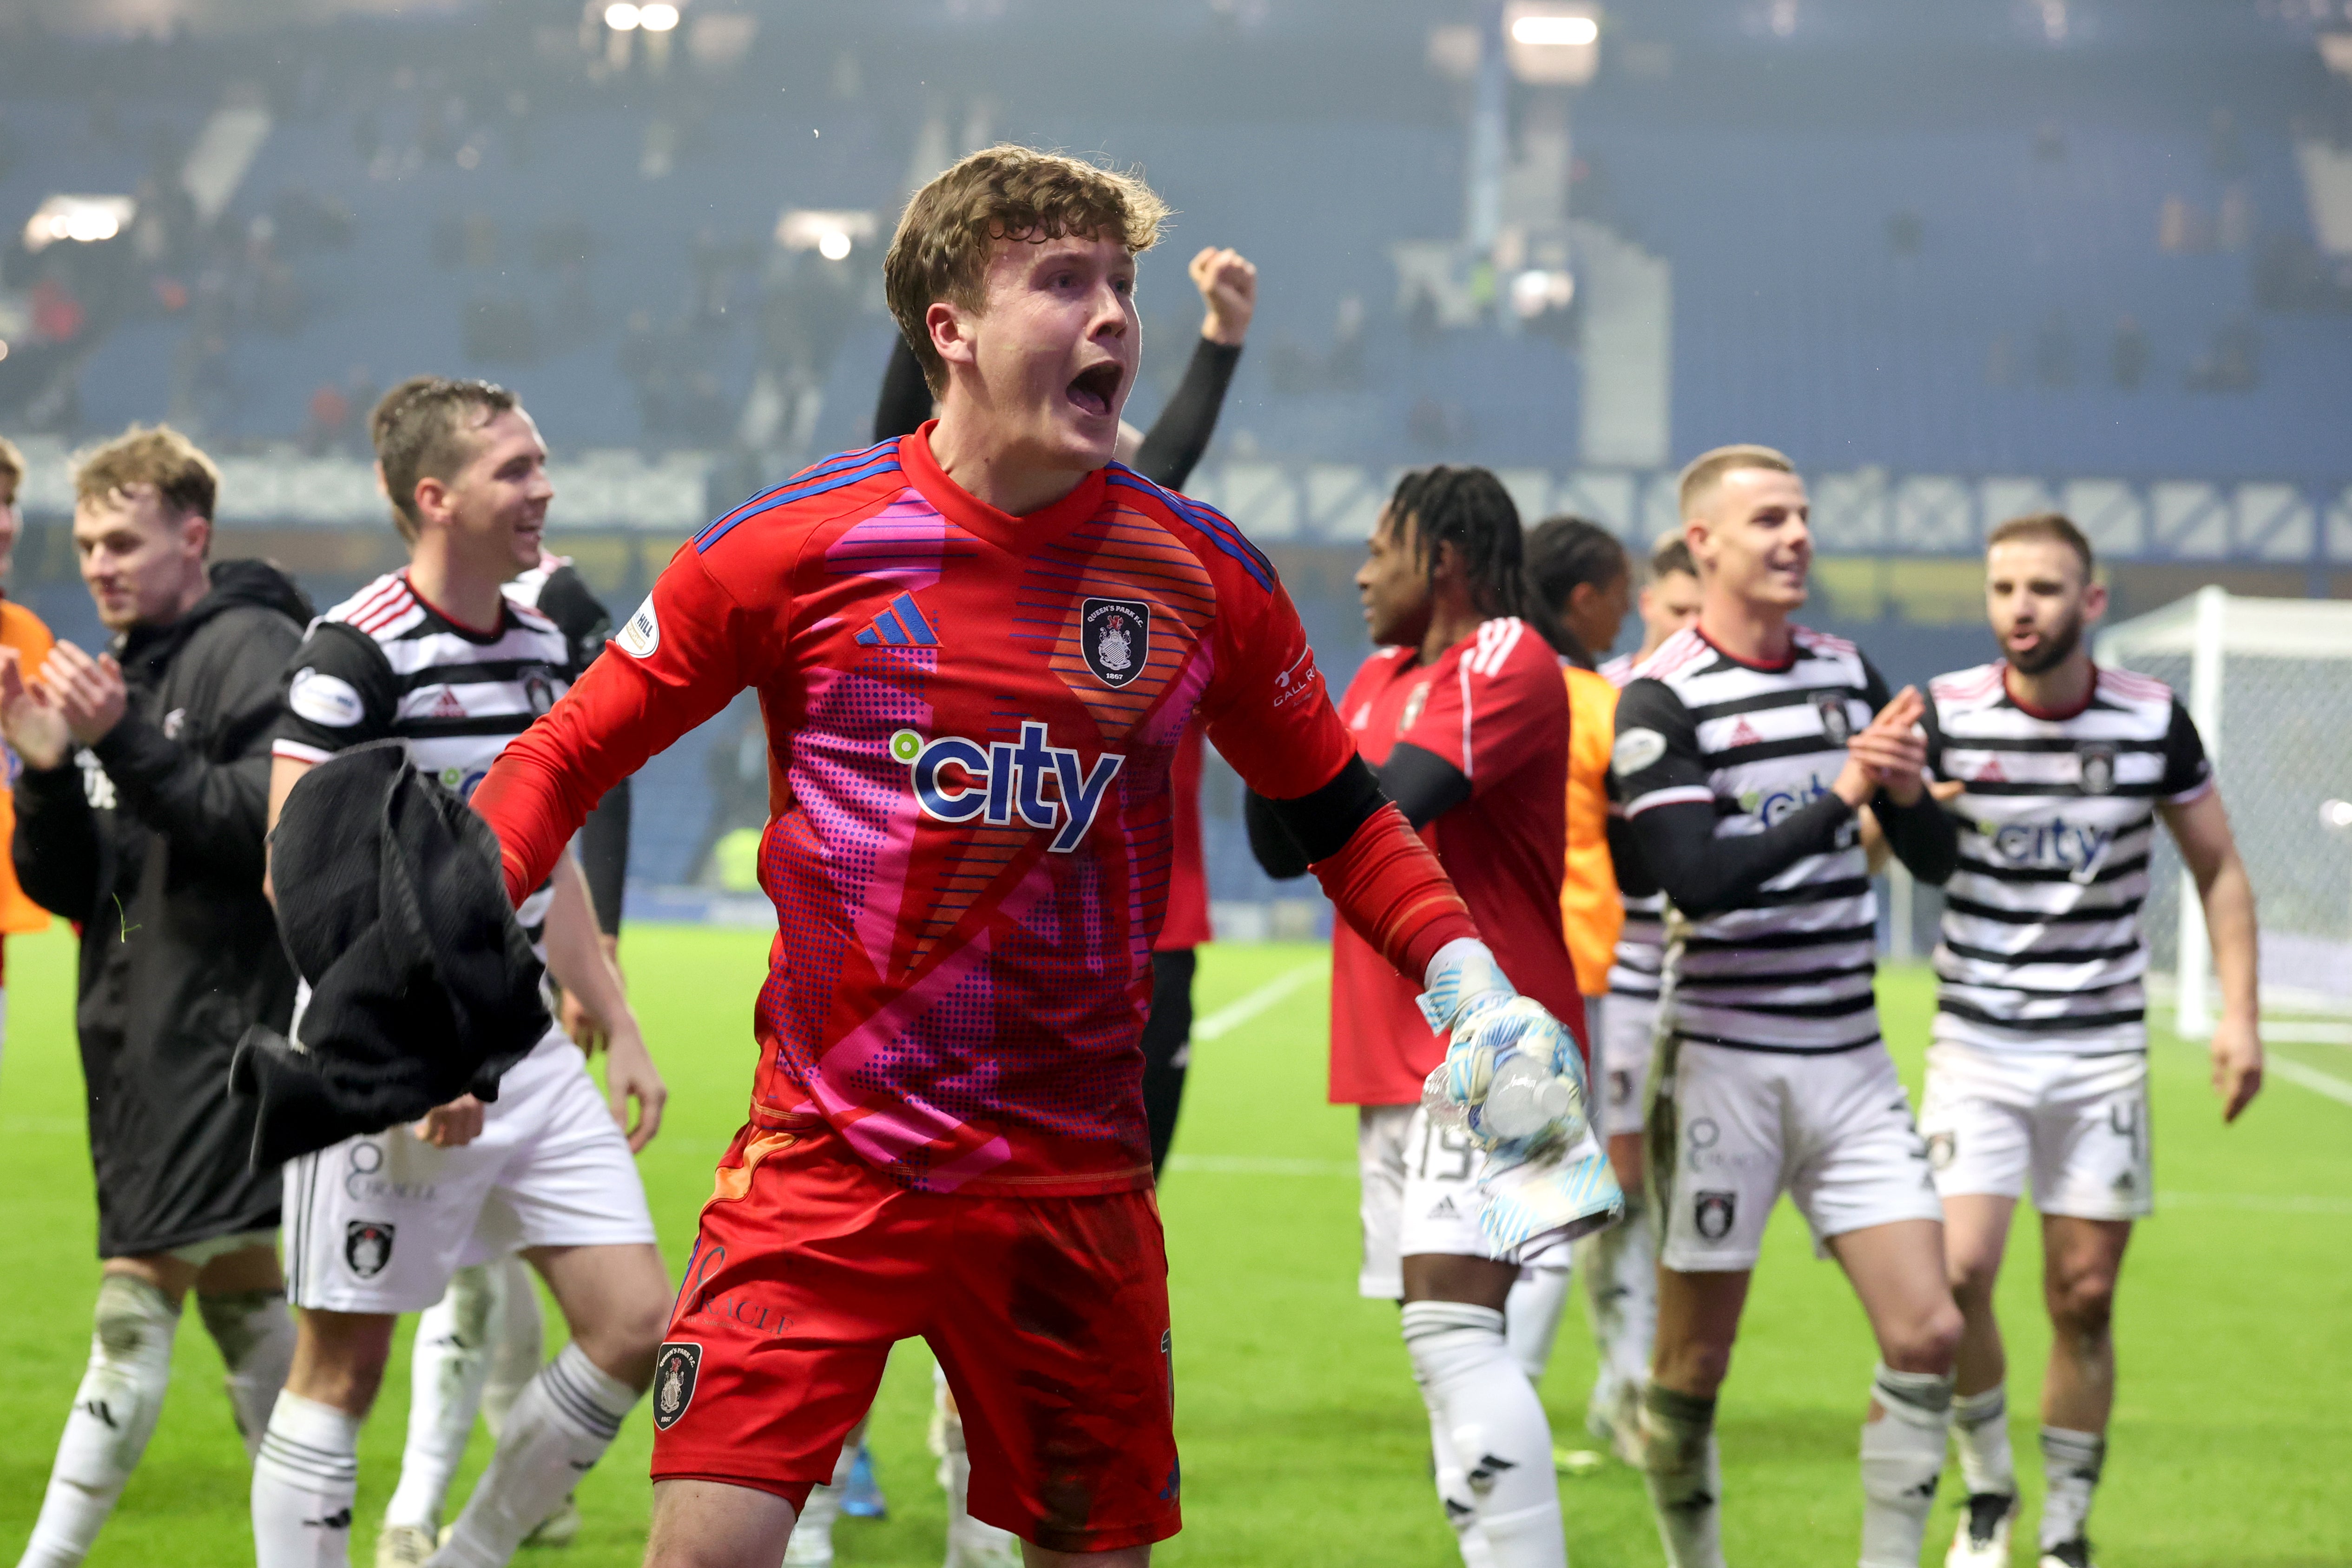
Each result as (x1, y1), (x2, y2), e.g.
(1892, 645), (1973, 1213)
(232, 742), (551, 1167)
(13, 560), (309, 1257)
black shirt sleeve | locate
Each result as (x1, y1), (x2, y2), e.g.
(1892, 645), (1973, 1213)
(536, 565), (630, 934)
(1614, 678), (1858, 918)
(874, 335), (934, 443)
(1133, 338), (1243, 492)
(273, 621), (400, 761)
(12, 759), (100, 919)
(1378, 741), (1471, 831)
(2159, 698), (2214, 801)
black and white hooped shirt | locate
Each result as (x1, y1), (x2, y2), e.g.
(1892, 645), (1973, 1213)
(1923, 662), (2212, 1055)
(1609, 626), (1889, 1055)
(272, 569), (572, 949)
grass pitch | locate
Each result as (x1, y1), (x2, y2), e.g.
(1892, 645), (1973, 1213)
(3, 922), (2349, 1565)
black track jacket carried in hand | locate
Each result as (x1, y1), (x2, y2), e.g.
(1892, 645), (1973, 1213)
(12, 560), (308, 1257)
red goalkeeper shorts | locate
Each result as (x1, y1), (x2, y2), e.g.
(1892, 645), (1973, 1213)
(649, 1107), (1181, 1554)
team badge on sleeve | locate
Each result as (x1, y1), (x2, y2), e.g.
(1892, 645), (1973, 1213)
(1612, 727), (1666, 777)
(1080, 597), (1150, 689)
(651, 1342), (702, 1430)
(289, 666), (365, 728)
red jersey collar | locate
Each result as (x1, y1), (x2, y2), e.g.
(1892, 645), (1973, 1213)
(1695, 623), (1798, 673)
(2003, 660), (2100, 720)
(899, 420), (1107, 553)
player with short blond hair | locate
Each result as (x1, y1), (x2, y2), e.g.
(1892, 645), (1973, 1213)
(469, 145), (1589, 1568)
(1613, 445), (1964, 1568)
(1920, 514), (2260, 1568)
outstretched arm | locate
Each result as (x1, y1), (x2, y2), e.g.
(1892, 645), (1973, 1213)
(1132, 247), (1256, 491)
(2162, 787), (2261, 1121)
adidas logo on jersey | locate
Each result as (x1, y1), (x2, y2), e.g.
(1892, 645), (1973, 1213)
(1726, 716), (1764, 748)
(893, 720), (1124, 853)
(430, 688), (467, 719)
(854, 592), (938, 648)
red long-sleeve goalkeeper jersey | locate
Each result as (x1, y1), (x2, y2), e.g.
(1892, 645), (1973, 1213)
(476, 425), (1359, 1197)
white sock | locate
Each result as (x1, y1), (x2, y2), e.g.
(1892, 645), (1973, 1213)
(428, 1343), (637, 1568)
(784, 1410), (867, 1567)
(1640, 1384), (1723, 1568)
(1951, 1385), (2015, 1497)
(252, 1390), (362, 1568)
(1503, 1267), (1574, 1383)
(1859, 1364), (1953, 1568)
(930, 1366), (1021, 1567)
(1427, 1395), (1498, 1568)
(20, 1276), (180, 1568)
(1575, 1192), (1657, 1423)
(197, 1288), (297, 1466)
(383, 1265), (498, 1531)
(1402, 1301), (1567, 1568)
(2038, 1426), (2105, 1551)
(479, 1254), (544, 1439)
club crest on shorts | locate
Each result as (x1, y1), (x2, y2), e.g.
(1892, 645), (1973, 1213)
(343, 1221), (395, 1279)
(2078, 743), (2116, 796)
(651, 1342), (702, 1430)
(1926, 1131), (1956, 1171)
(1080, 597), (1150, 689)
(1813, 690), (1854, 745)
(1693, 1190), (1736, 1242)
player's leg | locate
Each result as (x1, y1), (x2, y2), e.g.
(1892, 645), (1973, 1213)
(1138, 948), (1196, 1177)
(1404, 1252), (1568, 1568)
(427, 1241), (666, 1568)
(1641, 1037), (1779, 1568)
(929, 1187), (1179, 1565)
(930, 1364), (1022, 1568)
(1502, 1265), (1574, 1383)
(254, 1308), (399, 1568)
(2023, 1054), (2148, 1568)
(1574, 990), (1659, 1462)
(2033, 1217), (2130, 1568)
(1920, 1039), (2035, 1566)
(18, 1253), (200, 1568)
(645, 1478), (800, 1568)
(382, 1265), (500, 1547)
(191, 1239), (298, 1464)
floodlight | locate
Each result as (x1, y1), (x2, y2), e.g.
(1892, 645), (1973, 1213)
(22, 195), (136, 254)
(817, 230), (852, 261)
(639, 3), (679, 32)
(777, 208), (878, 253)
(1512, 14), (1598, 46)
(2322, 799), (2352, 832)
(605, 3), (641, 31)
(1510, 268), (1574, 317)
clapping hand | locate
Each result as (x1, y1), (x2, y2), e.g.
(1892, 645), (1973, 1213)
(1836, 685), (1929, 807)
(0, 646), (71, 771)
(40, 643), (129, 747)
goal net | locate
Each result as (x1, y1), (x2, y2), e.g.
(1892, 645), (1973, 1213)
(2096, 587), (2352, 1034)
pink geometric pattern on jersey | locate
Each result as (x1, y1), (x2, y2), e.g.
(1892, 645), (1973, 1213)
(791, 659), (935, 980)
(822, 490), (967, 585)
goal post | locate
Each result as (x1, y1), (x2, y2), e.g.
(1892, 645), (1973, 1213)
(2096, 587), (2352, 1036)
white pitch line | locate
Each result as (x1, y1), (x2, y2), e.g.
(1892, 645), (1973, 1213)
(2266, 1053), (2352, 1108)
(1191, 958), (1330, 1043)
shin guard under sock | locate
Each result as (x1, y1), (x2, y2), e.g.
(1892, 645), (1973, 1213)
(197, 1287), (296, 1467)
(20, 1276), (180, 1568)
(1640, 1383), (1723, 1568)
(251, 1390), (362, 1568)
(1402, 1301), (1567, 1568)
(1859, 1364), (1954, 1568)
(1502, 1266), (1575, 1384)
(1951, 1384), (2015, 1498)
(429, 1343), (637, 1568)
(2038, 1426), (2105, 1552)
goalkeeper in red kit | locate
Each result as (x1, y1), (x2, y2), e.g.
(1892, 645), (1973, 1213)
(469, 145), (1588, 1568)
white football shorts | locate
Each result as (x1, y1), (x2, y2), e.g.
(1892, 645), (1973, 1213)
(1357, 1101), (1586, 1298)
(1919, 1040), (2153, 1221)
(283, 1030), (658, 1313)
(1653, 1036), (1941, 1273)
(1594, 991), (1660, 1141)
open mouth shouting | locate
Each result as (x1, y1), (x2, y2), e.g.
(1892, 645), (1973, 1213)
(1067, 361), (1123, 420)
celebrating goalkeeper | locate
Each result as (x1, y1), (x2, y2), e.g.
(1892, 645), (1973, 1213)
(1250, 465), (1622, 1568)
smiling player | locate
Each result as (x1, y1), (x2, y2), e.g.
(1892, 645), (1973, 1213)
(1919, 513), (2261, 1568)
(466, 145), (1583, 1568)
